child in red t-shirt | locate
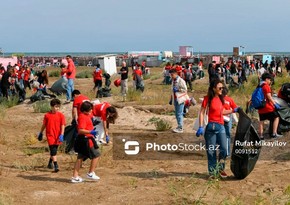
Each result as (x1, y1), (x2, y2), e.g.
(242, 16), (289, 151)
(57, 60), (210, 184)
(38, 99), (65, 172)
(92, 102), (118, 144)
(93, 64), (103, 92)
(71, 89), (90, 123)
(60, 64), (67, 78)
(71, 101), (100, 183)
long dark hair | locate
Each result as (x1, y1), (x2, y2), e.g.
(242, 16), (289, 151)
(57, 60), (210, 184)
(207, 79), (225, 107)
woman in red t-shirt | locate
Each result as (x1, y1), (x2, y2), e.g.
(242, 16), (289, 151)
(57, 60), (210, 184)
(196, 79), (239, 178)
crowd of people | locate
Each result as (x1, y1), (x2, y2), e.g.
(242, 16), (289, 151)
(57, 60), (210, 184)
(1, 54), (289, 181)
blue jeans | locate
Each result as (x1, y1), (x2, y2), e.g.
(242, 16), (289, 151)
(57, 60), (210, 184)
(204, 122), (227, 174)
(174, 99), (184, 129)
(224, 115), (233, 157)
(66, 78), (74, 101)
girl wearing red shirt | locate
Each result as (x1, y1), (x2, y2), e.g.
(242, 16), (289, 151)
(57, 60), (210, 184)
(196, 79), (239, 178)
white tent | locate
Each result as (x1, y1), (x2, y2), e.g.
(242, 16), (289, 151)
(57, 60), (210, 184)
(97, 54), (117, 75)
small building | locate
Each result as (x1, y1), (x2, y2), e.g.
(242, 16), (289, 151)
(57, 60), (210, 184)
(96, 54), (117, 75)
(179, 46), (193, 57)
(162, 51), (173, 58)
(253, 53), (272, 64)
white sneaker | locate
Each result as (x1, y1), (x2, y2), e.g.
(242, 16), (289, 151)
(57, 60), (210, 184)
(172, 128), (183, 133)
(71, 176), (84, 183)
(87, 172), (100, 180)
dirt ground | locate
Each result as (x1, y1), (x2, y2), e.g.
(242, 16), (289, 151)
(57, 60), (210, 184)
(0, 74), (290, 205)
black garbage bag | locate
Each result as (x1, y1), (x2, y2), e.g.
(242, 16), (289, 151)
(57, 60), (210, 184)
(269, 97), (290, 134)
(277, 106), (290, 132)
(64, 124), (78, 153)
(14, 82), (26, 103)
(231, 109), (262, 179)
(96, 87), (112, 98)
(135, 74), (145, 92)
(49, 77), (67, 95)
(30, 89), (45, 102)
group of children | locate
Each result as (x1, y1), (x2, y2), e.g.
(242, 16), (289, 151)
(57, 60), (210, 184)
(37, 90), (118, 183)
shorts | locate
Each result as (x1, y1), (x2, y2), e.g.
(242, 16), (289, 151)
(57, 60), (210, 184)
(94, 80), (102, 88)
(49, 145), (59, 156)
(77, 147), (100, 160)
(259, 111), (279, 121)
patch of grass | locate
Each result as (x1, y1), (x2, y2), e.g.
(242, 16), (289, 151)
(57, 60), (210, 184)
(128, 178), (138, 189)
(23, 134), (38, 146)
(33, 100), (51, 113)
(138, 85), (171, 105)
(76, 70), (92, 78)
(150, 73), (162, 81)
(23, 147), (46, 156)
(167, 177), (198, 205)
(126, 88), (142, 102)
(0, 192), (13, 205)
(12, 156), (46, 171)
(148, 117), (172, 131)
(49, 70), (60, 77)
(221, 197), (243, 205)
(0, 96), (19, 108)
(143, 74), (151, 80)
(284, 185), (290, 195)
(0, 104), (6, 119)
(254, 194), (266, 205)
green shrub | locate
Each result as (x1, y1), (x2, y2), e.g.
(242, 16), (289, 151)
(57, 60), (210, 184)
(49, 70), (60, 77)
(0, 96), (19, 108)
(148, 117), (172, 131)
(76, 70), (92, 78)
(143, 75), (151, 80)
(150, 74), (162, 81)
(33, 100), (51, 113)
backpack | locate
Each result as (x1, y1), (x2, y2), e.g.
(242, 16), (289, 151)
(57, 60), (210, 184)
(251, 84), (266, 109)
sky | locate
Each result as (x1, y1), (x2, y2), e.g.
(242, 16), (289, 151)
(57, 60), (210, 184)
(1, 0), (290, 53)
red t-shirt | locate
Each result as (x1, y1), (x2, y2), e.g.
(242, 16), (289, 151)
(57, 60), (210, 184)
(77, 113), (94, 147)
(93, 68), (102, 81)
(258, 82), (275, 114)
(134, 69), (142, 78)
(175, 65), (182, 76)
(24, 69), (30, 81)
(43, 111), (66, 145)
(73, 95), (90, 116)
(184, 99), (191, 107)
(92, 102), (111, 121)
(66, 59), (76, 79)
(224, 96), (237, 110)
(165, 65), (171, 70)
(202, 96), (224, 125)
